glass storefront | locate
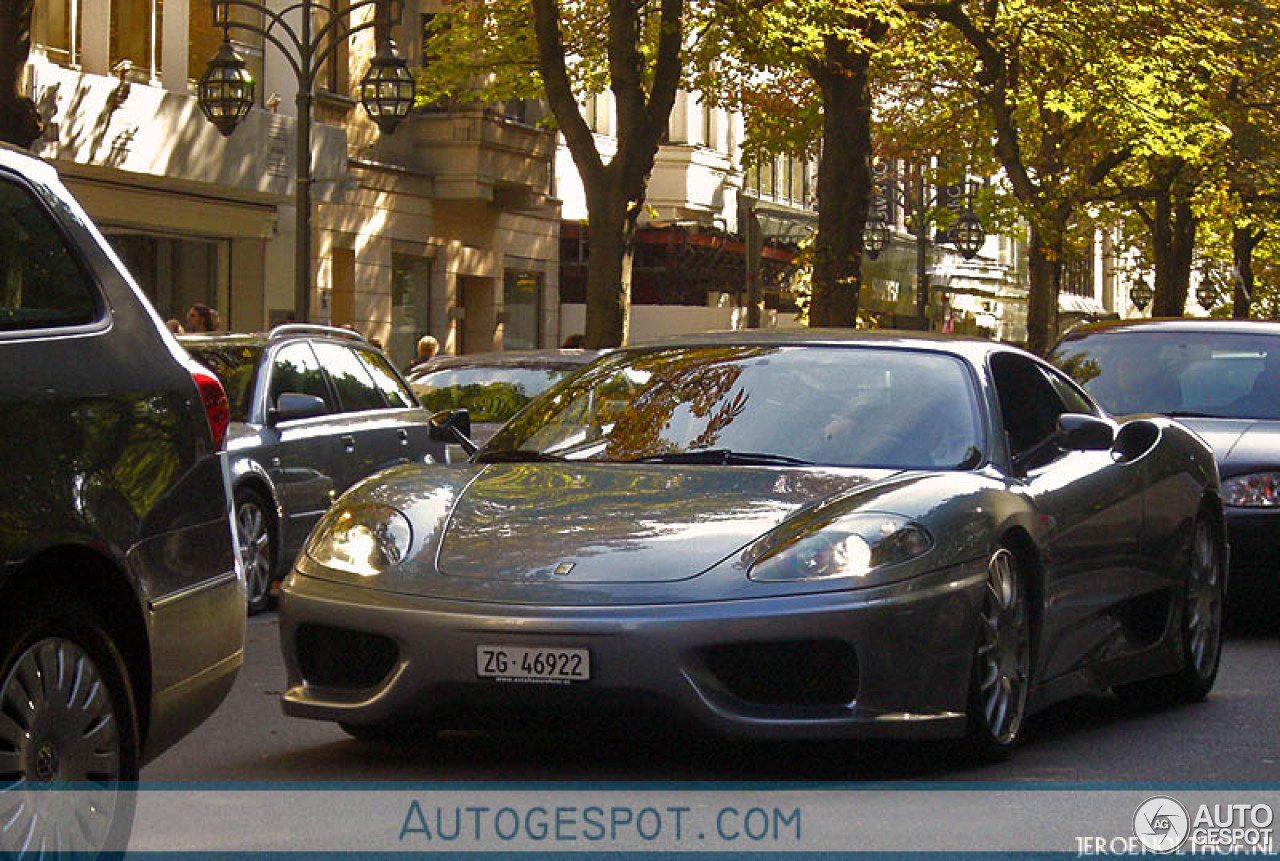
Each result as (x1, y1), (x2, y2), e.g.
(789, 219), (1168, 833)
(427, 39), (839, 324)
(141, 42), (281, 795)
(106, 232), (224, 328)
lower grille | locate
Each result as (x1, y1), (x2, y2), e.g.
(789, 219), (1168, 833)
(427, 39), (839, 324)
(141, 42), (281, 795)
(296, 624), (398, 689)
(701, 639), (859, 707)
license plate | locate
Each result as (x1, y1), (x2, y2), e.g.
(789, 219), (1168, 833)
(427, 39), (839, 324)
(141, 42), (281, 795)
(476, 645), (590, 683)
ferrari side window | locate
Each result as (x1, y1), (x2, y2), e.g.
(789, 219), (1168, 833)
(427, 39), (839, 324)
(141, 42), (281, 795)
(990, 352), (1069, 470)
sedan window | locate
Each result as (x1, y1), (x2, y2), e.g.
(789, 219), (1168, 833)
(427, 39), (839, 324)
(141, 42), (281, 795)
(270, 342), (332, 413)
(311, 341), (387, 413)
(485, 346), (984, 470)
(355, 348), (416, 409)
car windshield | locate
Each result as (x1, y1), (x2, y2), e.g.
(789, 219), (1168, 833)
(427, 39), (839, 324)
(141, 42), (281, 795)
(185, 343), (264, 422)
(1050, 330), (1280, 420)
(412, 364), (582, 423)
(483, 345), (985, 469)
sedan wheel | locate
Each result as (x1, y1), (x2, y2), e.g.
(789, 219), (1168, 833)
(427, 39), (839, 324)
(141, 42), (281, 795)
(966, 546), (1031, 758)
(0, 612), (138, 858)
(237, 491), (276, 616)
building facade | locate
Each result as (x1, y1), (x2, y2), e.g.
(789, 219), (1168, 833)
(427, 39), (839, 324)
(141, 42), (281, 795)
(25, 0), (563, 368)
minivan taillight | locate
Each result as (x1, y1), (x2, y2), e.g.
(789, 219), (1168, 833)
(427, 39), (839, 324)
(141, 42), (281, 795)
(192, 369), (230, 450)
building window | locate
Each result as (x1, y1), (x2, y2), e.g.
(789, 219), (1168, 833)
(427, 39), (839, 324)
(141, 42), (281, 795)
(319, 0), (349, 96)
(34, 0), (80, 67)
(389, 253), (431, 370)
(110, 0), (161, 80)
(503, 270), (542, 351)
(761, 158), (775, 199)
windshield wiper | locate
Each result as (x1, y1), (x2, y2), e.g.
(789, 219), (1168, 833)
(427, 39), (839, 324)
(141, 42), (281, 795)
(1167, 410), (1230, 419)
(472, 449), (567, 464)
(624, 449), (814, 466)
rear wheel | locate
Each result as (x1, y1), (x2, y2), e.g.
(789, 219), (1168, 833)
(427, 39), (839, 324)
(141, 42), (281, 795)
(0, 599), (139, 857)
(236, 488), (277, 616)
(964, 545), (1032, 760)
(1117, 511), (1223, 706)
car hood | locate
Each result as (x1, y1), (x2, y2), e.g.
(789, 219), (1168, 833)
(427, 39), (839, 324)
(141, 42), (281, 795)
(437, 463), (891, 583)
(308, 462), (912, 603)
(1174, 417), (1280, 474)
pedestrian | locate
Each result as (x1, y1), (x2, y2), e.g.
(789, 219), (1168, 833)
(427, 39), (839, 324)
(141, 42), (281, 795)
(406, 335), (439, 374)
(165, 319), (184, 335)
(561, 333), (585, 349)
(185, 303), (220, 333)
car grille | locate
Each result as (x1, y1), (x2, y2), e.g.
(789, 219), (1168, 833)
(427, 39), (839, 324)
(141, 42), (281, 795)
(296, 624), (398, 689)
(701, 639), (859, 707)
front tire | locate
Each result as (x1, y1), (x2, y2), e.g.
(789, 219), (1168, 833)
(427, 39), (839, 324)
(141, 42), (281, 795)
(236, 488), (277, 616)
(0, 598), (140, 857)
(963, 545), (1032, 761)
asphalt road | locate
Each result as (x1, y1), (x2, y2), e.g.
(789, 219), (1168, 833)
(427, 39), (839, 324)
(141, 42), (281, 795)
(143, 590), (1280, 783)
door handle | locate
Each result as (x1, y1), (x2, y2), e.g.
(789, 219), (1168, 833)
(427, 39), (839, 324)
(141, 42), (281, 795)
(340, 434), (355, 451)
(397, 428), (409, 444)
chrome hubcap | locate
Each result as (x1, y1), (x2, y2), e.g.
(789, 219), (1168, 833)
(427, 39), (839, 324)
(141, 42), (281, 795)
(1186, 518), (1222, 678)
(0, 638), (122, 856)
(238, 500), (272, 603)
(978, 548), (1030, 745)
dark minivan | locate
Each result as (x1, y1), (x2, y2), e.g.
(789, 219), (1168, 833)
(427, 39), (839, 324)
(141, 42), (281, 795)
(182, 327), (445, 613)
(0, 145), (243, 848)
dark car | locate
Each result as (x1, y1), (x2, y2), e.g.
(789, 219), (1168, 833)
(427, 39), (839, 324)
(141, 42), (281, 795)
(0, 145), (243, 849)
(408, 349), (599, 450)
(282, 331), (1223, 759)
(1052, 317), (1280, 585)
(182, 326), (445, 614)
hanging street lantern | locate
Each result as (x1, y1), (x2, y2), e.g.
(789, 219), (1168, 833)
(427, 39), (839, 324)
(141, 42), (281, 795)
(1196, 280), (1218, 311)
(1130, 278), (1154, 312)
(359, 40), (415, 135)
(862, 215), (890, 261)
(946, 208), (986, 260)
(197, 40), (255, 137)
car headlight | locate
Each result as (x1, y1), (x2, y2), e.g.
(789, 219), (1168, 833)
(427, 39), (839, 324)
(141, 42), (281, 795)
(305, 503), (412, 576)
(747, 513), (933, 583)
(1223, 472), (1280, 507)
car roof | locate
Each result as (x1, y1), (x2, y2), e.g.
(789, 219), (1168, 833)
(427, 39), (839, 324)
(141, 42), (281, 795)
(1059, 317), (1280, 342)
(178, 328), (371, 349)
(412, 349), (601, 373)
(623, 328), (1013, 364)
(0, 144), (59, 185)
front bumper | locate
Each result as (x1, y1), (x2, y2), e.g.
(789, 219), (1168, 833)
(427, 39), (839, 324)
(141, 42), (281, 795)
(279, 562), (986, 741)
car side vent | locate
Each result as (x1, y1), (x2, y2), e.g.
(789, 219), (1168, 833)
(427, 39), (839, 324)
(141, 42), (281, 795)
(296, 624), (398, 690)
(701, 639), (859, 707)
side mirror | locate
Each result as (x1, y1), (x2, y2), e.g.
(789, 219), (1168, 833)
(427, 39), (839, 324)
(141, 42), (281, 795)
(269, 392), (328, 424)
(1057, 413), (1115, 451)
(429, 408), (478, 455)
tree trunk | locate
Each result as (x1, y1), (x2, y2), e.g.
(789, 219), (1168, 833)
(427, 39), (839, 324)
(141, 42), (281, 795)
(0, 0), (42, 149)
(808, 36), (874, 328)
(1025, 222), (1059, 356)
(582, 184), (634, 348)
(1232, 226), (1264, 319)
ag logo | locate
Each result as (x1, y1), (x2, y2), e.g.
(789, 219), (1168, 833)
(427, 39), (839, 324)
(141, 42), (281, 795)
(1134, 796), (1190, 853)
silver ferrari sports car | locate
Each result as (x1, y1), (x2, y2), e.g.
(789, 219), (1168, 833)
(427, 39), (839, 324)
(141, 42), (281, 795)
(279, 331), (1225, 757)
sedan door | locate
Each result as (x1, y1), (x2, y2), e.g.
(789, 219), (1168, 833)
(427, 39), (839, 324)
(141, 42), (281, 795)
(989, 352), (1146, 684)
(262, 340), (347, 560)
(353, 347), (443, 465)
(309, 340), (417, 492)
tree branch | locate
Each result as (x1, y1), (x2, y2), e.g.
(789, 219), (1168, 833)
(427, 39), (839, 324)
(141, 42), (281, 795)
(531, 0), (603, 184)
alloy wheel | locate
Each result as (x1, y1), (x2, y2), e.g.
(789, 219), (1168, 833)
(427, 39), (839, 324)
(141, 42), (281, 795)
(0, 637), (122, 855)
(1185, 517), (1222, 680)
(977, 547), (1031, 745)
(238, 497), (273, 611)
